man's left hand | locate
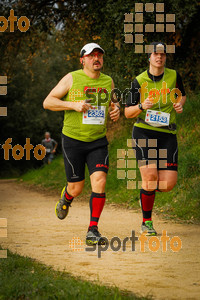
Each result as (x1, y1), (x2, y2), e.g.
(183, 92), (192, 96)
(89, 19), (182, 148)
(110, 102), (120, 122)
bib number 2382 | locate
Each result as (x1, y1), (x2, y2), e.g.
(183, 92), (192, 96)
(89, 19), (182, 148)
(82, 106), (106, 125)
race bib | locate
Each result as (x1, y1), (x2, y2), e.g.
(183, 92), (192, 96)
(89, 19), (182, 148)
(145, 110), (170, 127)
(82, 106), (106, 125)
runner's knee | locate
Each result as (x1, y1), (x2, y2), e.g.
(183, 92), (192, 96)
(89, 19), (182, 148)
(142, 173), (158, 191)
(94, 175), (106, 188)
(159, 180), (177, 192)
(143, 173), (158, 183)
(90, 173), (107, 193)
(67, 183), (84, 197)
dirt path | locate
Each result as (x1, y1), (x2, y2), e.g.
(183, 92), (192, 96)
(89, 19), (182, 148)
(0, 180), (200, 299)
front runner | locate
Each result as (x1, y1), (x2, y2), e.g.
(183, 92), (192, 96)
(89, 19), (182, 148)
(43, 43), (120, 245)
(125, 42), (186, 235)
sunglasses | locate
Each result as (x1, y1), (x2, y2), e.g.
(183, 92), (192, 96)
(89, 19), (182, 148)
(83, 52), (103, 59)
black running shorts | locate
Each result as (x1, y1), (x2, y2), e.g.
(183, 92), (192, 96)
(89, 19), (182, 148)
(62, 134), (109, 182)
(132, 126), (178, 171)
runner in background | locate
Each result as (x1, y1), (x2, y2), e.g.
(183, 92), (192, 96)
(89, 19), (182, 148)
(43, 43), (120, 245)
(125, 42), (186, 235)
(41, 132), (58, 164)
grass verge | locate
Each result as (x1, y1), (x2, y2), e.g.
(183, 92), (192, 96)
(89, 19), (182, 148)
(0, 249), (149, 300)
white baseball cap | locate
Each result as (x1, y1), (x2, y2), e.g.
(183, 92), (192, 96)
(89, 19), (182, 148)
(80, 43), (105, 57)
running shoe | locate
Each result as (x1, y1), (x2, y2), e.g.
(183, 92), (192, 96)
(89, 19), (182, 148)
(55, 187), (72, 220)
(86, 226), (106, 246)
(141, 221), (157, 236)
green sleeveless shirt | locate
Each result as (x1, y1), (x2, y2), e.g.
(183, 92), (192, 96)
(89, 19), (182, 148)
(135, 68), (177, 134)
(62, 69), (112, 142)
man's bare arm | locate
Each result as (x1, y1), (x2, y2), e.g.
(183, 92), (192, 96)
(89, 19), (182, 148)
(43, 73), (91, 112)
(43, 73), (73, 111)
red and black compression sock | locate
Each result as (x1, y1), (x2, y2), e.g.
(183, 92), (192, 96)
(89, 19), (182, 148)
(65, 186), (74, 203)
(140, 189), (155, 223)
(89, 192), (106, 228)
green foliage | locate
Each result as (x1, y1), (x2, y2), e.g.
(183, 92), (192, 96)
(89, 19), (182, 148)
(82, 0), (200, 92)
(0, 32), (78, 176)
(22, 156), (66, 191)
(0, 0), (199, 176)
(0, 249), (148, 300)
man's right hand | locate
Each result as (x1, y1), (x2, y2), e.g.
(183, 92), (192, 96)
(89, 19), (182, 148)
(74, 101), (91, 112)
(141, 97), (154, 110)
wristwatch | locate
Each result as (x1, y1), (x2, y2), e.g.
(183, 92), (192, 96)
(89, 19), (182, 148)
(138, 103), (144, 111)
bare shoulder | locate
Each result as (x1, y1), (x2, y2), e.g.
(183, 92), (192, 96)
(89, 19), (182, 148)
(49, 73), (73, 98)
(59, 73), (73, 90)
